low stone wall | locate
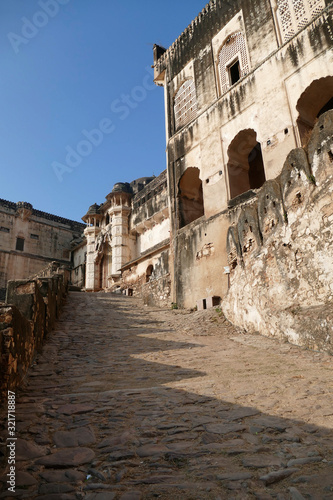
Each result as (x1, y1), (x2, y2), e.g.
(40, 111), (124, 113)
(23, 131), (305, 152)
(142, 275), (171, 308)
(222, 110), (333, 354)
(0, 263), (70, 402)
(0, 305), (35, 400)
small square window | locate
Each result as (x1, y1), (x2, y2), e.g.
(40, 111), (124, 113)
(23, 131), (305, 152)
(30, 234), (39, 240)
(0, 226), (10, 233)
(16, 237), (24, 251)
(228, 59), (241, 86)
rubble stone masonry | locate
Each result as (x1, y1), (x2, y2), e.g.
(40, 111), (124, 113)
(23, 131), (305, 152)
(0, 264), (69, 402)
(223, 110), (333, 353)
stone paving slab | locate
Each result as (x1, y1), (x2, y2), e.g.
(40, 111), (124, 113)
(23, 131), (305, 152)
(0, 292), (333, 499)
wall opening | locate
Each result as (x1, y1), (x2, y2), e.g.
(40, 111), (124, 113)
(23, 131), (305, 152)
(296, 77), (333, 147)
(227, 129), (266, 199)
(146, 264), (154, 283)
(178, 167), (204, 228)
(228, 59), (241, 86)
(16, 237), (24, 251)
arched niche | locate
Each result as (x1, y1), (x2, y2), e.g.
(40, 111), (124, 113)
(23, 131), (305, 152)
(178, 167), (204, 228)
(227, 129), (266, 199)
(146, 264), (154, 283)
(296, 76), (333, 147)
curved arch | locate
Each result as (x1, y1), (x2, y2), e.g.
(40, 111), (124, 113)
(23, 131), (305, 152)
(174, 78), (197, 130)
(227, 129), (266, 199)
(217, 32), (249, 94)
(178, 167), (204, 228)
(296, 76), (333, 146)
(146, 264), (154, 283)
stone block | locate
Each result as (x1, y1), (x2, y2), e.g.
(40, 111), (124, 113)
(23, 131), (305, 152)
(237, 203), (262, 261)
(6, 279), (46, 351)
(0, 305), (33, 401)
(197, 299), (206, 311)
(257, 179), (284, 241)
(37, 277), (57, 332)
(206, 296), (221, 308)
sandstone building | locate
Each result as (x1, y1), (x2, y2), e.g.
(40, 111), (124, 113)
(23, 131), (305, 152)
(153, 0), (332, 308)
(80, 0), (332, 316)
(0, 199), (85, 299)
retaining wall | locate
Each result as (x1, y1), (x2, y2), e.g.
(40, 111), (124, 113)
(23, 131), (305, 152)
(222, 110), (333, 354)
(0, 263), (69, 402)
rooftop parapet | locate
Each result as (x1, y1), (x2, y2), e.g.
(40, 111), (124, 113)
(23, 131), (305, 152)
(153, 0), (218, 81)
(0, 198), (85, 232)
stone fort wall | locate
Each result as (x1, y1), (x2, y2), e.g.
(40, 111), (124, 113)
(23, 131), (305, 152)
(223, 110), (333, 353)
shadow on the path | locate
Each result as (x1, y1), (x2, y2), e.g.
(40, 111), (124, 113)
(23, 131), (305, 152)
(0, 292), (332, 500)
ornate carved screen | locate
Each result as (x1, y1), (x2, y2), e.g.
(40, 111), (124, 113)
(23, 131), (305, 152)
(174, 79), (198, 131)
(218, 32), (250, 94)
(277, 0), (326, 43)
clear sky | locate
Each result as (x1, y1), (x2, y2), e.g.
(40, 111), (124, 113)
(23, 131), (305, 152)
(0, 0), (206, 222)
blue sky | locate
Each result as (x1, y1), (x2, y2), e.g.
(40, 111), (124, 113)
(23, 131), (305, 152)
(0, 0), (206, 222)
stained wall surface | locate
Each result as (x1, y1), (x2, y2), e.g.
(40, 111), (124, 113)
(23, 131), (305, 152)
(222, 111), (333, 352)
(153, 0), (333, 307)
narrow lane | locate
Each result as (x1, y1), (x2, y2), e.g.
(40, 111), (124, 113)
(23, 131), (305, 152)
(1, 292), (333, 499)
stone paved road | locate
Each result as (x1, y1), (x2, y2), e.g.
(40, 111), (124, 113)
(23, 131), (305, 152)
(1, 292), (333, 500)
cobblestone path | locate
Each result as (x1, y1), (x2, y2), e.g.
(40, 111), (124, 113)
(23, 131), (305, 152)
(1, 292), (333, 500)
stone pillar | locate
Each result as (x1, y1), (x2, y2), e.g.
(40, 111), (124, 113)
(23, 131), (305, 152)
(84, 226), (101, 290)
(82, 204), (102, 291)
(109, 192), (131, 279)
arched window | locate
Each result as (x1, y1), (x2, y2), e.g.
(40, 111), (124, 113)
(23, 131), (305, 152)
(146, 265), (154, 283)
(178, 167), (204, 228)
(174, 79), (197, 131)
(296, 76), (333, 146)
(218, 32), (249, 94)
(276, 0), (326, 43)
(227, 130), (266, 199)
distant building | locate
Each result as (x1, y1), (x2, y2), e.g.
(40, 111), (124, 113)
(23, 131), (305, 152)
(79, 171), (171, 306)
(0, 199), (85, 299)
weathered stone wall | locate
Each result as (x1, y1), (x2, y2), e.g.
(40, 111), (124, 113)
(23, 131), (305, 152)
(142, 275), (172, 308)
(71, 241), (86, 289)
(119, 247), (171, 308)
(154, 0), (332, 310)
(0, 263), (69, 402)
(0, 305), (33, 401)
(222, 111), (333, 353)
(173, 213), (230, 308)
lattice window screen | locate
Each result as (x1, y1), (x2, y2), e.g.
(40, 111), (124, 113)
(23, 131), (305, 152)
(218, 32), (249, 94)
(174, 79), (197, 130)
(308, 0), (326, 17)
(277, 0), (325, 42)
